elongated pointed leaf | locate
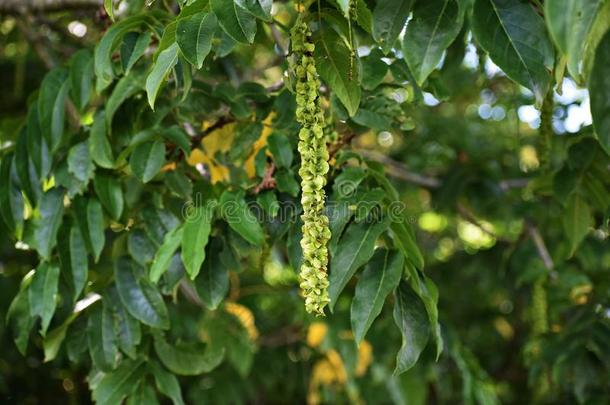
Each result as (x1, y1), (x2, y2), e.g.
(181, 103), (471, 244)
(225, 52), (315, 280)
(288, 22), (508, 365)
(7, 275), (35, 355)
(211, 0), (257, 44)
(35, 188), (65, 260)
(88, 301), (118, 372)
(87, 198), (106, 262)
(372, 0), (414, 53)
(393, 280), (430, 375)
(403, 0), (463, 85)
(351, 249), (403, 344)
(68, 224), (88, 301)
(177, 12), (217, 68)
(130, 140), (166, 183)
(115, 257), (169, 329)
(150, 360), (185, 405)
(94, 172), (123, 220)
(146, 42), (179, 110)
(589, 30), (610, 156)
(90, 112), (115, 169)
(106, 73), (145, 129)
(121, 32), (151, 74)
(153, 334), (225, 376)
(92, 358), (147, 405)
(26, 105), (51, 179)
(0, 154), (24, 237)
(150, 225), (184, 282)
(195, 239), (229, 310)
(219, 190), (264, 246)
(472, 0), (554, 105)
(38, 68), (69, 152)
(328, 218), (389, 310)
(181, 204), (214, 278)
(107, 288), (142, 359)
(314, 29), (361, 117)
(29, 262), (60, 336)
(70, 49), (94, 111)
(68, 140), (95, 184)
(391, 221), (424, 270)
(562, 193), (592, 257)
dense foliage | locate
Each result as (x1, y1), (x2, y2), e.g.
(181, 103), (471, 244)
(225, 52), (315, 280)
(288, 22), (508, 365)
(0, 0), (609, 403)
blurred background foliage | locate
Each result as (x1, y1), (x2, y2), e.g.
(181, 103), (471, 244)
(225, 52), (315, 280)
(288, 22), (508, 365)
(0, 0), (610, 404)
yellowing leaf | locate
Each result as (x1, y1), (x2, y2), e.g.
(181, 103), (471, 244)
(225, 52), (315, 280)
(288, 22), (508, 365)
(243, 113), (275, 178)
(224, 302), (259, 341)
(355, 340), (373, 377)
(306, 322), (328, 348)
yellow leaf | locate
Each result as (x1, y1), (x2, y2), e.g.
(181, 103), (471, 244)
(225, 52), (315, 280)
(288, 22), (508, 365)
(306, 322), (328, 348)
(224, 302), (259, 341)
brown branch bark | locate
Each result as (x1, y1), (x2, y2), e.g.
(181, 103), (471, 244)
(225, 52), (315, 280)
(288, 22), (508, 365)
(0, 0), (101, 14)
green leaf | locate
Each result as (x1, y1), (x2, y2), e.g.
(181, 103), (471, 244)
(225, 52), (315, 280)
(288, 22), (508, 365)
(390, 220), (424, 270)
(107, 288), (142, 359)
(582, 1), (610, 82)
(149, 360), (185, 405)
(106, 72), (144, 129)
(545, 0), (603, 84)
(7, 275), (35, 355)
(274, 169), (299, 197)
(589, 30), (610, 156)
(372, 0), (414, 53)
(94, 172), (124, 220)
(104, 0), (114, 21)
(471, 0), (554, 105)
(65, 224), (88, 301)
(68, 140), (95, 184)
(235, 0), (272, 21)
(181, 204), (213, 279)
(402, 0), (463, 85)
(126, 382), (158, 405)
(35, 188), (65, 260)
(130, 140), (166, 183)
(153, 334), (225, 376)
(88, 301), (118, 372)
(195, 239), (230, 310)
(0, 154), (24, 237)
(351, 249), (404, 344)
(393, 280), (430, 375)
(562, 193), (592, 257)
(177, 12), (217, 68)
(26, 105), (51, 180)
(90, 112), (115, 169)
(211, 0), (257, 44)
(38, 68), (69, 152)
(91, 358), (147, 405)
(28, 262), (60, 336)
(314, 29), (361, 117)
(328, 218), (389, 310)
(162, 126), (192, 155)
(44, 313), (78, 362)
(267, 132), (293, 168)
(150, 225), (184, 282)
(361, 48), (389, 90)
(69, 49), (94, 111)
(128, 229), (157, 265)
(146, 42), (180, 110)
(115, 257), (170, 329)
(219, 190), (265, 246)
(121, 32), (151, 74)
(87, 198), (106, 262)
(408, 271), (443, 359)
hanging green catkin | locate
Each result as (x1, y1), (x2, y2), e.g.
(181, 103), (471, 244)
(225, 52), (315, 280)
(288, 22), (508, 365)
(291, 18), (331, 315)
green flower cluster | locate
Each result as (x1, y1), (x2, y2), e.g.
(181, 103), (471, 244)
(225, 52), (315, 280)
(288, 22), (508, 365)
(291, 19), (331, 315)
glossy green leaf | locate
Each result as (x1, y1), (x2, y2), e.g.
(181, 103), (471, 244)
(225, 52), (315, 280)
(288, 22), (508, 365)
(67, 224), (88, 301)
(210, 0), (257, 44)
(69, 49), (94, 111)
(93, 172), (123, 220)
(372, 0), (414, 53)
(87, 198), (106, 262)
(361, 48), (388, 90)
(235, 0), (272, 21)
(315, 29), (361, 117)
(153, 334), (225, 376)
(393, 280), (430, 375)
(328, 218), (389, 310)
(562, 193), (592, 257)
(91, 358), (147, 405)
(402, 0), (463, 85)
(408, 271), (443, 359)
(115, 257), (169, 329)
(68, 140), (95, 184)
(14, 132), (40, 205)
(219, 190), (264, 246)
(150, 225), (184, 282)
(28, 262), (60, 336)
(545, 0), (603, 84)
(121, 32), (151, 74)
(589, 30), (610, 156)
(351, 249), (404, 344)
(130, 140), (166, 183)
(146, 42), (179, 110)
(35, 188), (65, 260)
(181, 204), (214, 279)
(106, 72), (145, 129)
(267, 132), (293, 168)
(107, 288), (142, 359)
(195, 239), (230, 310)
(149, 360), (185, 405)
(391, 220), (424, 270)
(128, 229), (157, 266)
(26, 105), (51, 179)
(104, 0), (114, 21)
(471, 0), (554, 105)
(90, 112), (115, 169)
(7, 275), (35, 355)
(0, 154), (24, 236)
(88, 301), (118, 372)
(38, 68), (69, 152)
(177, 12), (217, 68)
(44, 313), (78, 362)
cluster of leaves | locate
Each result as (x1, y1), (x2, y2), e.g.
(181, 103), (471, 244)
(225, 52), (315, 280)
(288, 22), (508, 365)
(0, 0), (609, 403)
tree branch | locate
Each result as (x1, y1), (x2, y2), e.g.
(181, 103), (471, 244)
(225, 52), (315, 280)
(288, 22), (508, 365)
(0, 0), (102, 14)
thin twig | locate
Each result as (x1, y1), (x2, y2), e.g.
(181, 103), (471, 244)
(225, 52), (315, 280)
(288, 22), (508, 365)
(525, 221), (555, 274)
(357, 149), (442, 188)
